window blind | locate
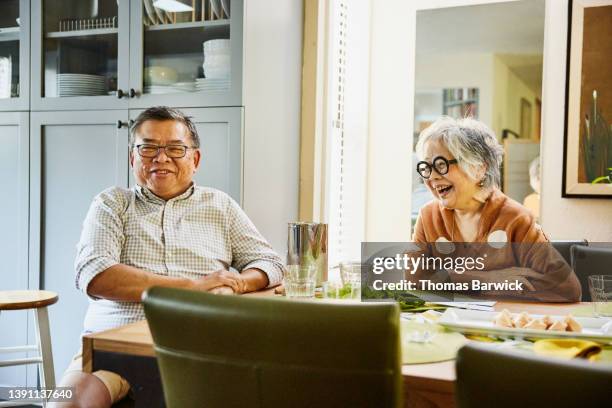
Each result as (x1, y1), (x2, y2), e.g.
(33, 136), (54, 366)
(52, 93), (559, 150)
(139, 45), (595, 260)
(326, 0), (370, 267)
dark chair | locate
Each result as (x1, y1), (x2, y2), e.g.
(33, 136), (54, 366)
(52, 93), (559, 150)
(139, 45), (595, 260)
(456, 343), (612, 408)
(551, 239), (588, 266)
(143, 287), (402, 408)
(571, 245), (612, 301)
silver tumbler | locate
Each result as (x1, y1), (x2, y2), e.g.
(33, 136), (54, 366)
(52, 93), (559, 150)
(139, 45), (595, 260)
(287, 222), (328, 286)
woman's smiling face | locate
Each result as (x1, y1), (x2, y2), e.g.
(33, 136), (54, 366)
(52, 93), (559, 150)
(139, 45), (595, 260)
(421, 139), (482, 210)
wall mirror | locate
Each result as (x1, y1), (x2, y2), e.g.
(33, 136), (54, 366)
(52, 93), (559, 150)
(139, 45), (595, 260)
(412, 0), (546, 224)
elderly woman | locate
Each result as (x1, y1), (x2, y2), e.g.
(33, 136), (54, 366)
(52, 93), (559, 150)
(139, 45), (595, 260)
(411, 117), (580, 302)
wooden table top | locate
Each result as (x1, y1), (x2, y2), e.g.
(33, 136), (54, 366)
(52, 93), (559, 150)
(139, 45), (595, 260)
(0, 290), (59, 310)
(83, 296), (587, 384)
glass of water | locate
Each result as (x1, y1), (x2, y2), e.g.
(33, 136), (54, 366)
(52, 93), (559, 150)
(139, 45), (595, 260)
(588, 275), (612, 317)
(340, 262), (362, 286)
(284, 264), (317, 298)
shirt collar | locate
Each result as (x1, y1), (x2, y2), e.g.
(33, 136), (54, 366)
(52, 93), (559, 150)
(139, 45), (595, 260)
(134, 182), (196, 204)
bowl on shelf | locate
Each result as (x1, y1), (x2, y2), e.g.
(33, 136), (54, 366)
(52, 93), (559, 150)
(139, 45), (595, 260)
(202, 65), (230, 79)
(144, 66), (178, 85)
(203, 54), (231, 66)
(203, 39), (230, 53)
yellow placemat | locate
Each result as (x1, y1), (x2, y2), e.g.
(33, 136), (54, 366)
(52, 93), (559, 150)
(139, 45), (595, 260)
(400, 320), (466, 364)
(570, 305), (596, 317)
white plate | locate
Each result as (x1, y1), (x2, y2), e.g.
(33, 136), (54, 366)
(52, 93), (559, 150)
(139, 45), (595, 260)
(221, 0), (230, 17)
(153, 1), (166, 24)
(59, 92), (106, 97)
(57, 73), (104, 77)
(144, 0), (159, 25)
(57, 77), (105, 80)
(210, 0), (221, 19)
(58, 83), (105, 86)
(58, 81), (105, 84)
(438, 308), (612, 343)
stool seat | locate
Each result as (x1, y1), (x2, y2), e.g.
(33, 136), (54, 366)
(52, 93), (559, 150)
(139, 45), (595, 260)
(0, 290), (58, 311)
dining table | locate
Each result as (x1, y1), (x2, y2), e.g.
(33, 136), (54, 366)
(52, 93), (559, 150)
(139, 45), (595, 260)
(81, 291), (593, 408)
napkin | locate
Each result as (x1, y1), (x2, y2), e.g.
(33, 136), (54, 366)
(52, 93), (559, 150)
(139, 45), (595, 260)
(400, 321), (466, 364)
(533, 339), (602, 360)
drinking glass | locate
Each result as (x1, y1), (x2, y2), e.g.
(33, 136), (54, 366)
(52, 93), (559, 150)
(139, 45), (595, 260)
(588, 275), (612, 317)
(322, 280), (360, 300)
(284, 264), (317, 298)
(340, 262), (362, 286)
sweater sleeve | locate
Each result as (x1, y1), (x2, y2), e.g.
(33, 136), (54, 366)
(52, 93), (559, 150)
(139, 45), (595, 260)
(511, 215), (581, 302)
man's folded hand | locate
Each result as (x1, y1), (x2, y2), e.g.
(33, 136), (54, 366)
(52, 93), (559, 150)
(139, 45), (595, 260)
(191, 270), (245, 293)
(209, 286), (235, 295)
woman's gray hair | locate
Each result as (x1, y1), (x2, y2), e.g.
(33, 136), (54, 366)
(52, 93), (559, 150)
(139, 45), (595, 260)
(415, 116), (504, 188)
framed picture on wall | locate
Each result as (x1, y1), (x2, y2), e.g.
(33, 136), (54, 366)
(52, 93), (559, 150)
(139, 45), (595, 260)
(563, 0), (612, 198)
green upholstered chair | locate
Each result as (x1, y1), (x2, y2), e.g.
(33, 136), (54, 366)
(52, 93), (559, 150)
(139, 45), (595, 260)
(456, 343), (612, 408)
(571, 245), (612, 301)
(142, 287), (403, 408)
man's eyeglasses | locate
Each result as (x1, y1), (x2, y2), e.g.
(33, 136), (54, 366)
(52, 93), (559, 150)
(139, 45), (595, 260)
(134, 144), (196, 159)
(416, 156), (458, 179)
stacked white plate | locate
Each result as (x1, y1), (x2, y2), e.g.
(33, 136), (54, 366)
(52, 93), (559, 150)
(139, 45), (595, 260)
(144, 85), (175, 94)
(195, 78), (230, 92)
(172, 82), (196, 92)
(57, 74), (106, 97)
(144, 82), (197, 94)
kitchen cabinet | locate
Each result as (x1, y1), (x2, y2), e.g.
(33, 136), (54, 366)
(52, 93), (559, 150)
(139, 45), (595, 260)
(0, 112), (30, 387)
(31, 0), (243, 111)
(1, 0), (246, 384)
(0, 0), (29, 111)
(29, 110), (130, 376)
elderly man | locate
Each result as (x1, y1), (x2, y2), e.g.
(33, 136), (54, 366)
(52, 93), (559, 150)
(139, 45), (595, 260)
(51, 106), (284, 408)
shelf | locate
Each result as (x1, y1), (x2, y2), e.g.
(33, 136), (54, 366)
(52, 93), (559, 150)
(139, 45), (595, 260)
(144, 22), (230, 56)
(45, 28), (118, 39)
(145, 19), (230, 32)
(0, 27), (19, 42)
(444, 99), (478, 107)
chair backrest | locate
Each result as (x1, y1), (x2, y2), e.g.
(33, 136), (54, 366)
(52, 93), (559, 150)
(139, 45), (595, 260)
(551, 240), (588, 266)
(571, 245), (612, 301)
(456, 343), (612, 408)
(143, 287), (402, 408)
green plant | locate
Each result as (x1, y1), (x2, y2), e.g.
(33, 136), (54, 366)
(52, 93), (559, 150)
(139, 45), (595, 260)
(582, 90), (611, 183)
(591, 167), (612, 184)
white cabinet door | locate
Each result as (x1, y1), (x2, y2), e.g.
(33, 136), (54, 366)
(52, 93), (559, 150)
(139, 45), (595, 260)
(30, 110), (129, 380)
(0, 112), (29, 387)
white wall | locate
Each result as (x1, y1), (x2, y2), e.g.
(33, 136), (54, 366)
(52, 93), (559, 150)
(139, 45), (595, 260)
(415, 53), (495, 128)
(243, 0), (303, 254)
(366, 0), (414, 241)
(539, 0), (612, 241)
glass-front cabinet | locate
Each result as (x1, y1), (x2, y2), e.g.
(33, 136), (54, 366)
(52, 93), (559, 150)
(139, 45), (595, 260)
(128, 0), (242, 108)
(32, 0), (129, 110)
(31, 0), (243, 110)
(0, 0), (29, 110)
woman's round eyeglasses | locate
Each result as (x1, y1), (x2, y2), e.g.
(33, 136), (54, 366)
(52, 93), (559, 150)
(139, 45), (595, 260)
(416, 156), (458, 179)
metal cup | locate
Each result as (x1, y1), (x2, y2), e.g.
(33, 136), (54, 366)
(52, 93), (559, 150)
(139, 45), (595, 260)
(287, 222), (328, 286)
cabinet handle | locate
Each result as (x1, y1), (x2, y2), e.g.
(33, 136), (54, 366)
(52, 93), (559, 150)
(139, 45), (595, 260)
(117, 89), (125, 99)
(117, 120), (129, 129)
(129, 88), (137, 98)
(129, 119), (135, 127)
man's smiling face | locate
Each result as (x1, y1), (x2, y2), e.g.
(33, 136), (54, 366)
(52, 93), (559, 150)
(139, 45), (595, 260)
(130, 119), (201, 200)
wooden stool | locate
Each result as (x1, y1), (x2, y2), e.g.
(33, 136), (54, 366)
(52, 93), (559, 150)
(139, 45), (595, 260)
(0, 290), (58, 407)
